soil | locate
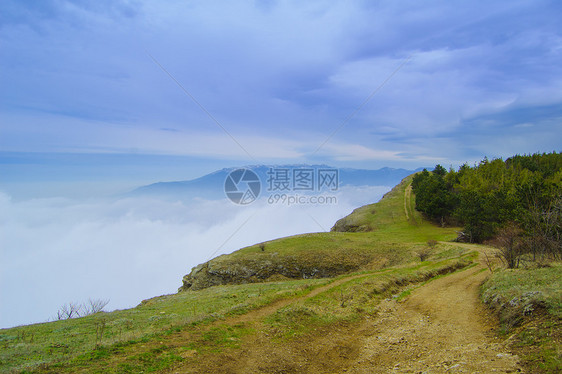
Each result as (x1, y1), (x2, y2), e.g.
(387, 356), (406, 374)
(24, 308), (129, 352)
(404, 184), (412, 221)
(168, 253), (523, 374)
(346, 265), (521, 373)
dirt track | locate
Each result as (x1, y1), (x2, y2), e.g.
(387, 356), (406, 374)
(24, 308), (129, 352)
(173, 253), (523, 373)
(347, 265), (521, 373)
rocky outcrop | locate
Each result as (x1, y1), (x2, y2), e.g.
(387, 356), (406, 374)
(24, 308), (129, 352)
(331, 205), (376, 232)
(331, 213), (372, 232)
(178, 251), (373, 292)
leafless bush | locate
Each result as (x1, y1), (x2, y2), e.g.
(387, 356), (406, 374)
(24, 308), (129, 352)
(427, 239), (438, 249)
(84, 298), (110, 315)
(95, 318), (106, 348)
(493, 224), (523, 269)
(57, 302), (83, 320)
(339, 290), (353, 307)
(416, 247), (432, 262)
(56, 298), (109, 320)
(483, 251), (495, 273)
(525, 198), (561, 261)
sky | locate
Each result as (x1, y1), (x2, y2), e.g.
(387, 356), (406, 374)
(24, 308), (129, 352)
(1, 1), (562, 328)
(1, 0), (561, 186)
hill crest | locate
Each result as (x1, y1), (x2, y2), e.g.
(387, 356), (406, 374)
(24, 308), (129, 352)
(178, 174), (456, 291)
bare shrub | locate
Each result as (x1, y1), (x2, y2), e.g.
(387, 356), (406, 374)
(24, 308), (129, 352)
(493, 224), (524, 269)
(525, 198), (561, 261)
(84, 298), (110, 315)
(416, 247), (432, 262)
(483, 251), (495, 273)
(95, 318), (106, 348)
(339, 290), (353, 308)
(57, 302), (83, 320)
(56, 298), (109, 320)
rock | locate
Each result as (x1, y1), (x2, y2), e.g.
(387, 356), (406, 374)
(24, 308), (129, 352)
(178, 252), (371, 292)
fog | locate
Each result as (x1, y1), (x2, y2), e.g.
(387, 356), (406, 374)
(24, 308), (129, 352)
(0, 185), (389, 328)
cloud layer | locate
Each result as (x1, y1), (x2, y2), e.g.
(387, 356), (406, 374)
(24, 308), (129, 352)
(1, 0), (561, 167)
(0, 185), (389, 328)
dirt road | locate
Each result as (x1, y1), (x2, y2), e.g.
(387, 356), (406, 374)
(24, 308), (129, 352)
(173, 256), (523, 373)
(347, 265), (522, 373)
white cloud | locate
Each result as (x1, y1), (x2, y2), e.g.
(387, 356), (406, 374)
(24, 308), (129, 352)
(0, 112), (446, 164)
(0, 185), (389, 328)
(319, 143), (401, 161)
(1, 0), (561, 166)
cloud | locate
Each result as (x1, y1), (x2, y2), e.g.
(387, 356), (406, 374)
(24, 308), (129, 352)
(318, 143), (402, 162)
(1, 0), (561, 167)
(0, 185), (389, 328)
(0, 112), (449, 164)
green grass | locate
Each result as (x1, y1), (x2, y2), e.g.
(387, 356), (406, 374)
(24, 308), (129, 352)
(481, 262), (562, 373)
(331, 176), (459, 242)
(0, 279), (329, 373)
(481, 263), (562, 318)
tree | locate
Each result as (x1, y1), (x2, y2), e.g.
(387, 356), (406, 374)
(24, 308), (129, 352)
(433, 164), (447, 177)
(412, 166), (457, 225)
(412, 153), (562, 250)
(411, 169), (430, 190)
(493, 224), (523, 269)
(456, 190), (499, 242)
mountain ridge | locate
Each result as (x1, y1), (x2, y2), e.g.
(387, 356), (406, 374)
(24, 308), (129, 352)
(130, 165), (426, 200)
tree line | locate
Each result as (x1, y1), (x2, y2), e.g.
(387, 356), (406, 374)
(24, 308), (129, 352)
(412, 152), (561, 265)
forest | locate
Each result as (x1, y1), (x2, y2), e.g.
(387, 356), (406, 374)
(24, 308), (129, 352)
(412, 152), (562, 266)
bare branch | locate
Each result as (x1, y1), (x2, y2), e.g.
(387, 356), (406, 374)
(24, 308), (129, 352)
(55, 298), (109, 320)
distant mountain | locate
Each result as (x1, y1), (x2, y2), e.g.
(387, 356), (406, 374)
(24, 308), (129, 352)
(129, 165), (424, 200)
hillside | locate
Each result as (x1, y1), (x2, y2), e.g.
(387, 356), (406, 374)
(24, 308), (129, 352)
(0, 174), (559, 373)
(178, 176), (457, 291)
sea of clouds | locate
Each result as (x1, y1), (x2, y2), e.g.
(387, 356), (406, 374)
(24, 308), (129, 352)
(0, 185), (389, 328)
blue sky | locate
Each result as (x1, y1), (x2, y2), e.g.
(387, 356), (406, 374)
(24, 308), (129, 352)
(1, 0), (562, 192)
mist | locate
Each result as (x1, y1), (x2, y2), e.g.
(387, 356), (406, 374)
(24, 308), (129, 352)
(0, 185), (389, 328)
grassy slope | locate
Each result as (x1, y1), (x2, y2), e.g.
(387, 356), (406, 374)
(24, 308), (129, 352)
(330, 177), (454, 242)
(480, 263), (562, 373)
(180, 176), (460, 290)
(0, 279), (336, 373)
(1, 175), (468, 373)
(482, 264), (562, 319)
